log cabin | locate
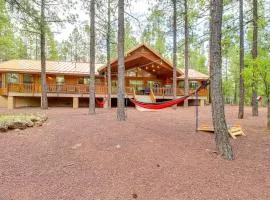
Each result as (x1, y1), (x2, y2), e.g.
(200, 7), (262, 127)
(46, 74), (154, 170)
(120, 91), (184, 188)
(0, 44), (209, 109)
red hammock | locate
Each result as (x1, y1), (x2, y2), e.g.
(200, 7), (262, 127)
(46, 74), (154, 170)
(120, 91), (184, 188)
(129, 95), (189, 110)
(129, 80), (210, 110)
(95, 98), (107, 107)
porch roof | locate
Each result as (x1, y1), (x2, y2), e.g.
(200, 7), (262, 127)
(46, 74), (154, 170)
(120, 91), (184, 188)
(178, 69), (209, 80)
(98, 43), (183, 77)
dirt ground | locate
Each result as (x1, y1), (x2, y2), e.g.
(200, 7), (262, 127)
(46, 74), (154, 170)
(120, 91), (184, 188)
(0, 105), (269, 200)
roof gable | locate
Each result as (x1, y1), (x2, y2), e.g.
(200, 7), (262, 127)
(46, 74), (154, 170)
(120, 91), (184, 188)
(98, 43), (183, 77)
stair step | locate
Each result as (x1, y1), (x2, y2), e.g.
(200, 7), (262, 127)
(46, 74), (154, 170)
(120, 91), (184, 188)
(136, 95), (152, 103)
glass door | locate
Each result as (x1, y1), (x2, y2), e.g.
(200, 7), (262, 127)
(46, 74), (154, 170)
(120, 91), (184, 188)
(129, 80), (144, 94)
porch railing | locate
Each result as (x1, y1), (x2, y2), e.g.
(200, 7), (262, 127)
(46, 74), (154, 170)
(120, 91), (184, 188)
(4, 83), (207, 97)
(0, 88), (8, 95)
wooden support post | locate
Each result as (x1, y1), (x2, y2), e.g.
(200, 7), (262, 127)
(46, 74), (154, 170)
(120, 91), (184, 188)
(200, 99), (205, 107)
(73, 97), (79, 109)
(103, 97), (108, 108)
(2, 73), (6, 88)
(8, 96), (14, 110)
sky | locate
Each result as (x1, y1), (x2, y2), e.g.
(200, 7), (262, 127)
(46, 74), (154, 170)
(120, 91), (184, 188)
(55, 0), (150, 42)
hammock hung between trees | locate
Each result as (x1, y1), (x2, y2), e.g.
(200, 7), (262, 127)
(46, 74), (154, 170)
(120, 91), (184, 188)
(129, 80), (210, 110)
(95, 97), (107, 107)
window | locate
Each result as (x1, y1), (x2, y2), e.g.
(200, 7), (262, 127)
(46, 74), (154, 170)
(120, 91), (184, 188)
(148, 81), (161, 88)
(95, 78), (102, 85)
(112, 80), (117, 93)
(0, 74), (2, 88)
(126, 69), (137, 77)
(125, 68), (155, 78)
(56, 76), (65, 85)
(7, 73), (19, 84)
(78, 77), (84, 84)
(179, 81), (184, 88)
(84, 77), (90, 85)
(112, 80), (117, 87)
(78, 77), (90, 85)
(189, 81), (199, 89)
(137, 68), (154, 77)
(23, 74), (33, 84)
(129, 80), (144, 91)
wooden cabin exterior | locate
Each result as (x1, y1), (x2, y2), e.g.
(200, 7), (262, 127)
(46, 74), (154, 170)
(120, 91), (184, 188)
(0, 44), (209, 109)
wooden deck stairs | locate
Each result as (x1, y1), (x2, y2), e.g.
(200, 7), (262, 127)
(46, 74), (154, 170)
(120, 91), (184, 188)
(197, 124), (246, 139)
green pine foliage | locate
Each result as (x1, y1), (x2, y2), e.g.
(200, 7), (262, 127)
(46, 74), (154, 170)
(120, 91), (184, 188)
(0, 0), (27, 61)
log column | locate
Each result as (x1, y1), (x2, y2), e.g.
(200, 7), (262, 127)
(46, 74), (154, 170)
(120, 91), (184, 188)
(73, 97), (79, 109)
(103, 98), (108, 108)
(200, 99), (205, 107)
(8, 96), (15, 110)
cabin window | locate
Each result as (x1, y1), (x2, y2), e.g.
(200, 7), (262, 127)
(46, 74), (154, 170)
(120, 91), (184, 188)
(78, 77), (84, 84)
(96, 78), (102, 85)
(126, 68), (155, 78)
(23, 74), (33, 84)
(129, 80), (144, 91)
(84, 77), (90, 85)
(112, 80), (117, 87)
(126, 69), (137, 77)
(179, 81), (184, 88)
(7, 73), (19, 84)
(148, 80), (161, 88)
(138, 68), (154, 77)
(56, 76), (65, 85)
(78, 77), (90, 85)
(189, 81), (198, 89)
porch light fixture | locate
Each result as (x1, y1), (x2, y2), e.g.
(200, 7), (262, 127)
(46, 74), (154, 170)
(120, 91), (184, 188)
(153, 69), (156, 72)
(48, 76), (53, 80)
(146, 66), (148, 70)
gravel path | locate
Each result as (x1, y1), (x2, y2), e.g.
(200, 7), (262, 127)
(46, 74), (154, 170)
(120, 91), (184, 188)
(0, 106), (269, 200)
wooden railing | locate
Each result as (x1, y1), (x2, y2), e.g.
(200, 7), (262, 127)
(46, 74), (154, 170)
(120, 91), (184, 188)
(0, 88), (8, 95)
(6, 83), (108, 95)
(4, 83), (207, 97)
(151, 87), (206, 97)
(125, 87), (134, 96)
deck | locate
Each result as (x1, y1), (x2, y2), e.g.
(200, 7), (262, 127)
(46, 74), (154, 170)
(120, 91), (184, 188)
(0, 83), (208, 100)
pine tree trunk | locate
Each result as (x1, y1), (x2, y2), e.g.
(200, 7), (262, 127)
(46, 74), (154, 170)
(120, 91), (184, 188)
(107, 0), (112, 109)
(267, 98), (270, 130)
(252, 0), (258, 116)
(184, 0), (189, 108)
(40, 0), (48, 110)
(117, 0), (126, 121)
(238, 0), (245, 119)
(208, 10), (212, 105)
(210, 0), (234, 160)
(172, 0), (177, 109)
(89, 0), (96, 115)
